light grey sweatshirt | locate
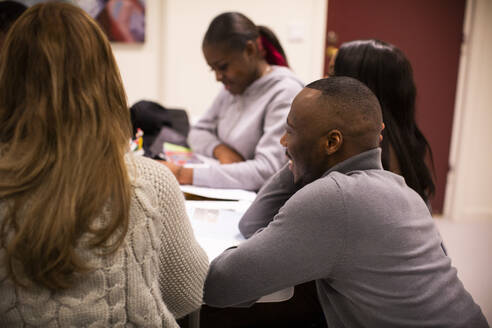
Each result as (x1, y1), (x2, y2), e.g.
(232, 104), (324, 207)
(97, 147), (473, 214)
(188, 66), (303, 191)
(205, 149), (488, 327)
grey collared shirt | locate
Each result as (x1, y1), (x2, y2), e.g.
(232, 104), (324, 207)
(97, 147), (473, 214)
(204, 148), (488, 327)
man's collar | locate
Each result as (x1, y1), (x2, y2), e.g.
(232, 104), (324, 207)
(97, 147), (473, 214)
(322, 148), (383, 178)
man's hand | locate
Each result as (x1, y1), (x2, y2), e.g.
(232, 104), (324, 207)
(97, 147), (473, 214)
(158, 160), (193, 185)
(213, 144), (245, 164)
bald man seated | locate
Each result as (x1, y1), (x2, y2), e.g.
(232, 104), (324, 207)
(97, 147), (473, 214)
(203, 77), (488, 327)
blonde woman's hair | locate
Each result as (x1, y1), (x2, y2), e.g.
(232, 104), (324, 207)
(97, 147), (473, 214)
(0, 2), (132, 290)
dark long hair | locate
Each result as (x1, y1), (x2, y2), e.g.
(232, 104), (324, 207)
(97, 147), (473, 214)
(334, 39), (435, 203)
(203, 12), (288, 67)
(0, 1), (27, 34)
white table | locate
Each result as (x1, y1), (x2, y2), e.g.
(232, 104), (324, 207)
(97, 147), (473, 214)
(186, 200), (294, 303)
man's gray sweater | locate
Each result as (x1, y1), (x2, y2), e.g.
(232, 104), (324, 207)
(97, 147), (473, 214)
(204, 148), (488, 327)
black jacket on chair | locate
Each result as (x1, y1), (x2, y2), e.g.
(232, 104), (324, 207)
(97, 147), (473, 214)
(130, 100), (190, 157)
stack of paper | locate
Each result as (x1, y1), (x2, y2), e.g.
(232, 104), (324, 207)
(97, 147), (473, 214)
(186, 200), (249, 260)
(180, 185), (256, 202)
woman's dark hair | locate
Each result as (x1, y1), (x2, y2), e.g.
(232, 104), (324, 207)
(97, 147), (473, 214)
(334, 39), (435, 203)
(203, 12), (288, 67)
(0, 1), (27, 33)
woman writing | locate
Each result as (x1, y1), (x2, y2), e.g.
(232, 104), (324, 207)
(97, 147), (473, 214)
(0, 3), (207, 326)
(163, 12), (303, 191)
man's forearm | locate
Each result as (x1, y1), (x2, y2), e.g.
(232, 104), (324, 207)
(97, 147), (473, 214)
(239, 163), (298, 238)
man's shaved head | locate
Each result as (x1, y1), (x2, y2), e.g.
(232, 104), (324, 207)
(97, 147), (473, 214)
(281, 76), (383, 185)
(304, 77), (382, 151)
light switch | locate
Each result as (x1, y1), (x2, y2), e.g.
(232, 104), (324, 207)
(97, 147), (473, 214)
(287, 22), (305, 43)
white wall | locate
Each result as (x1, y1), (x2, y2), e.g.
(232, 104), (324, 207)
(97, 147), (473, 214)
(444, 0), (492, 221)
(160, 0), (327, 119)
(112, 0), (492, 222)
(111, 0), (164, 106)
(112, 0), (327, 117)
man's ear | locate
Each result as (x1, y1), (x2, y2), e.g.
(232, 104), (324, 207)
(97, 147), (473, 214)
(379, 122), (385, 143)
(324, 129), (343, 155)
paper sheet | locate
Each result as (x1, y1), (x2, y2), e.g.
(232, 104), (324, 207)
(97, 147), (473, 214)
(180, 185), (257, 202)
(186, 200), (248, 260)
(186, 199), (294, 302)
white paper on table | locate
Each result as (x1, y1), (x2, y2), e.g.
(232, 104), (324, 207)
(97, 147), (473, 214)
(186, 200), (295, 303)
(180, 185), (257, 202)
(180, 154), (256, 201)
(185, 200), (252, 211)
(185, 200), (248, 261)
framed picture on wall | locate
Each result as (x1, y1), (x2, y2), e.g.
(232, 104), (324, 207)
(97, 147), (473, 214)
(18, 0), (146, 43)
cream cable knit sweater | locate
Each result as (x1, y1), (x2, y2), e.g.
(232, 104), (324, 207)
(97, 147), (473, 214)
(0, 155), (208, 327)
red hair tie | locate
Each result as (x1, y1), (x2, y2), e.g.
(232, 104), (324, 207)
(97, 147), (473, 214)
(258, 36), (288, 67)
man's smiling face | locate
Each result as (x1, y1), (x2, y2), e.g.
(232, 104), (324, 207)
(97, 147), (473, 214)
(280, 88), (332, 186)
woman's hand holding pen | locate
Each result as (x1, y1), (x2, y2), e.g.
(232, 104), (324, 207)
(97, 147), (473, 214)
(158, 160), (193, 185)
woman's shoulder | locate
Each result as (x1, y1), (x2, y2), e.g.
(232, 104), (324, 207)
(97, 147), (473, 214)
(125, 154), (186, 224)
(249, 66), (303, 100)
(268, 66), (304, 88)
(125, 154), (177, 189)
(243, 66), (303, 101)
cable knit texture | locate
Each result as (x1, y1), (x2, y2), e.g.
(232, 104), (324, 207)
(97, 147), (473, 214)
(0, 154), (208, 327)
